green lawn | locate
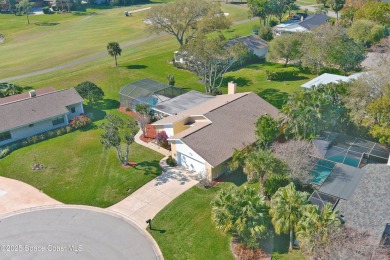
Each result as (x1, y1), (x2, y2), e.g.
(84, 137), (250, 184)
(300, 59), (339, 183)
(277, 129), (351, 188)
(0, 123), (164, 207)
(0, 2), (249, 79)
(149, 177), (306, 260)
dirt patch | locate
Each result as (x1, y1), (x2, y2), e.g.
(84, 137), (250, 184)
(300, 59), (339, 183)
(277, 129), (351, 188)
(231, 240), (271, 260)
(120, 162), (138, 169)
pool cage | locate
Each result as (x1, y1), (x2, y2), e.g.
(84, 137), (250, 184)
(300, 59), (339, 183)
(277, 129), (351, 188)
(316, 132), (390, 168)
(119, 79), (186, 111)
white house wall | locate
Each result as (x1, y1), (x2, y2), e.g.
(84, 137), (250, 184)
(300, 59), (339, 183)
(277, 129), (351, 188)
(163, 125), (174, 137)
(0, 117), (67, 146)
(253, 47), (268, 58)
(0, 102), (84, 146)
(175, 140), (206, 175)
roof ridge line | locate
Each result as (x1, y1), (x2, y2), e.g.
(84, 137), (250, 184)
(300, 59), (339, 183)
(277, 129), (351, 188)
(0, 88), (70, 107)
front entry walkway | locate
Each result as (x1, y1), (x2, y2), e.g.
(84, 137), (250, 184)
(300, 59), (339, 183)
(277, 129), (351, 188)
(108, 160), (199, 228)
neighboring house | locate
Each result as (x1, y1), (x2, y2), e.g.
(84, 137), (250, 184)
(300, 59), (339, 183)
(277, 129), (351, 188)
(152, 82), (279, 180)
(0, 87), (84, 146)
(301, 72), (363, 89)
(225, 35), (269, 58)
(174, 35), (269, 63)
(274, 13), (329, 35)
(308, 132), (390, 245)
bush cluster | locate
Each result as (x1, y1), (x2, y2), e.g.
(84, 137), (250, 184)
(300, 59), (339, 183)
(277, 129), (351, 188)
(42, 6), (52, 14)
(156, 131), (169, 149)
(265, 67), (299, 81)
(166, 155), (177, 167)
(0, 116), (92, 159)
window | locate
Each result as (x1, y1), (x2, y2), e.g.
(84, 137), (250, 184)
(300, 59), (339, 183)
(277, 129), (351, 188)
(52, 116), (65, 126)
(71, 107), (76, 113)
(29, 124), (34, 127)
(0, 131), (12, 142)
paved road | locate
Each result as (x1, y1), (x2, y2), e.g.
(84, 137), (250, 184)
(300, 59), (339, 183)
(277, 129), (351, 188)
(0, 18), (255, 83)
(0, 207), (162, 259)
(298, 4), (337, 18)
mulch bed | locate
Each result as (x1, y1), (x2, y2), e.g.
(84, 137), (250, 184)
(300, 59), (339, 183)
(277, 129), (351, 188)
(231, 241), (271, 260)
(120, 162), (138, 168)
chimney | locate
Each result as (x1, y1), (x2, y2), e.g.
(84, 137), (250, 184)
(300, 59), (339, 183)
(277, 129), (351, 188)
(29, 90), (36, 98)
(228, 81), (236, 95)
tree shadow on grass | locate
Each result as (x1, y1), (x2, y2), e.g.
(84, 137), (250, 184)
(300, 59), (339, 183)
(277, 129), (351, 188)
(84, 99), (120, 121)
(222, 76), (252, 87)
(258, 88), (289, 109)
(271, 233), (290, 254)
(132, 160), (162, 176)
(126, 64), (148, 70)
(35, 22), (60, 26)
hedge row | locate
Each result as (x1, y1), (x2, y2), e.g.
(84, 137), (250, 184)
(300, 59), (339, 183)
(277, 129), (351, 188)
(265, 67), (300, 81)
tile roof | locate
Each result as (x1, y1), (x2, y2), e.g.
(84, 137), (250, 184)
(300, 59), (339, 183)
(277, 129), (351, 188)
(336, 164), (390, 245)
(0, 88), (83, 132)
(180, 92), (279, 167)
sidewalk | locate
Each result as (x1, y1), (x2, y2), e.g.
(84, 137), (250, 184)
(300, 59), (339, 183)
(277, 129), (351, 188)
(108, 158), (199, 228)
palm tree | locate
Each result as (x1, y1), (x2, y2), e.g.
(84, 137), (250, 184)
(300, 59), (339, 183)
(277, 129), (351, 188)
(296, 203), (341, 252)
(243, 149), (279, 183)
(106, 42), (122, 67)
(211, 186), (270, 248)
(270, 183), (309, 251)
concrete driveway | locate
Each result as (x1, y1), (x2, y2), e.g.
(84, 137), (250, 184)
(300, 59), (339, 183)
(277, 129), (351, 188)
(109, 165), (199, 228)
(0, 206), (162, 260)
(0, 177), (61, 215)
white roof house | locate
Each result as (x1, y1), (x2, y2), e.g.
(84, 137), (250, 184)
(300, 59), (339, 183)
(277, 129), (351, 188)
(301, 73), (364, 89)
(274, 14), (329, 35)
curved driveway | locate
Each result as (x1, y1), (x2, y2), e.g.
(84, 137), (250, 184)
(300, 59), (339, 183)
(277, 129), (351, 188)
(0, 206), (162, 259)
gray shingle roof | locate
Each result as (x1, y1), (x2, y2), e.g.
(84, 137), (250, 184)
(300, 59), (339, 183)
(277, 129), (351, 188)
(336, 164), (390, 244)
(152, 91), (214, 116)
(181, 92), (279, 167)
(226, 35), (269, 51)
(298, 13), (329, 30)
(0, 88), (83, 132)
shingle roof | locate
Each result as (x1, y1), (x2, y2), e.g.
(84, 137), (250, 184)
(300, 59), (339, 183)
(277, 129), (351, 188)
(225, 35), (269, 51)
(152, 91), (214, 116)
(0, 88), (83, 132)
(153, 92), (249, 126)
(336, 164), (390, 244)
(180, 92), (279, 167)
(0, 87), (56, 105)
(298, 13), (329, 30)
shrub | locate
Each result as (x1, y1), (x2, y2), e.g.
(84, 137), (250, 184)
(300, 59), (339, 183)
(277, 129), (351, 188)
(166, 155), (177, 167)
(259, 25), (273, 41)
(265, 67), (299, 81)
(0, 148), (11, 159)
(269, 20), (278, 27)
(42, 6), (52, 14)
(70, 115), (92, 129)
(263, 174), (290, 199)
(156, 131), (169, 149)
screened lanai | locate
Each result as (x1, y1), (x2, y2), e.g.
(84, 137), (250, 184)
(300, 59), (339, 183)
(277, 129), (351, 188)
(119, 79), (186, 110)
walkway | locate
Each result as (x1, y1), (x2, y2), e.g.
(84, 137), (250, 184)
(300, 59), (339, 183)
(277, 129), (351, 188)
(109, 156), (199, 228)
(135, 130), (171, 157)
(0, 176), (61, 215)
(0, 18), (255, 83)
(297, 4), (337, 18)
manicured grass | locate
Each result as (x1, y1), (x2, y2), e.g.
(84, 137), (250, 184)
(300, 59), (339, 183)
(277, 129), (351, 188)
(0, 2), (249, 79)
(0, 118), (164, 207)
(149, 185), (235, 260)
(149, 179), (306, 260)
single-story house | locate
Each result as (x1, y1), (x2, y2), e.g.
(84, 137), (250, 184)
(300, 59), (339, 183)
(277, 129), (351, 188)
(274, 13), (329, 35)
(225, 35), (269, 58)
(152, 82), (279, 180)
(308, 132), (390, 245)
(174, 35), (268, 63)
(301, 72), (364, 89)
(0, 87), (84, 146)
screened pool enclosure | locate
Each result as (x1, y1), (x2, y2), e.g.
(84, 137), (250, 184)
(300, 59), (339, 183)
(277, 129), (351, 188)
(119, 79), (186, 110)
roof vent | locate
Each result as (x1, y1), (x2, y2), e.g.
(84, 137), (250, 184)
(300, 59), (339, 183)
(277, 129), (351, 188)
(29, 90), (36, 98)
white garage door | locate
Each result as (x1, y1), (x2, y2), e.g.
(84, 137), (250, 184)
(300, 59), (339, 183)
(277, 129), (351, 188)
(177, 152), (205, 174)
